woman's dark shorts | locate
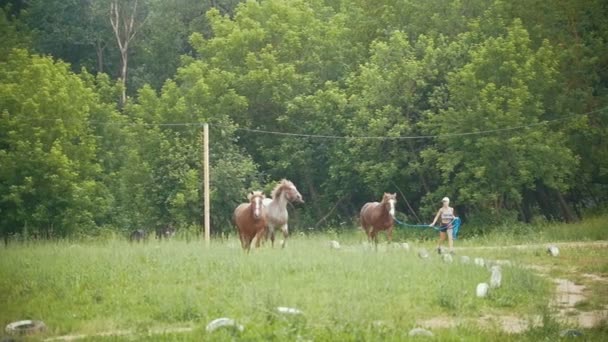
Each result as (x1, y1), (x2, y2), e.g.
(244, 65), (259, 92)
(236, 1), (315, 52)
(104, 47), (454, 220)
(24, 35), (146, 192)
(439, 223), (453, 233)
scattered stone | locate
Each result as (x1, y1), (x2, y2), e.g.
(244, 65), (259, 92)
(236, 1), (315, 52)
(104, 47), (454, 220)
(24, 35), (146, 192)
(476, 283), (490, 298)
(560, 329), (583, 337)
(460, 256), (471, 264)
(418, 249), (430, 259)
(372, 320), (386, 328)
(442, 253), (453, 263)
(495, 259), (512, 267)
(547, 245), (560, 257)
(206, 318), (244, 333)
(490, 265), (502, 289)
(329, 240), (341, 249)
(408, 328), (434, 337)
(474, 258), (485, 267)
(276, 306), (303, 315)
(401, 242), (410, 251)
(5, 320), (46, 335)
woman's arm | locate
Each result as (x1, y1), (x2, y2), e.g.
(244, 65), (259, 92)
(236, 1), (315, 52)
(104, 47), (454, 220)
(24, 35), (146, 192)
(430, 209), (441, 226)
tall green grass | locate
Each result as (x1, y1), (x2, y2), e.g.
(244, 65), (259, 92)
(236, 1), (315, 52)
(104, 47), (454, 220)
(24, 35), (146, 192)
(1, 237), (554, 340)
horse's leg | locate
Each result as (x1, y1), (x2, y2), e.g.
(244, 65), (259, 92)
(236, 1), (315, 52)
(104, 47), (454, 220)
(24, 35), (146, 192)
(367, 226), (374, 243)
(245, 234), (254, 253)
(387, 226), (393, 244)
(268, 225), (276, 248)
(280, 224), (289, 248)
(371, 230), (378, 250)
(238, 230), (247, 250)
(254, 230), (263, 248)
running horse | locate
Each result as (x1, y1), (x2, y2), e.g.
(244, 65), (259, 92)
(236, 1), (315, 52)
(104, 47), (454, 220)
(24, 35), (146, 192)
(360, 193), (397, 245)
(233, 191), (267, 252)
(262, 179), (304, 248)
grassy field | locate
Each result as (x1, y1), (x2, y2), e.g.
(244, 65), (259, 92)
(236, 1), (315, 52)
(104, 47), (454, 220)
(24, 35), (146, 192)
(1, 217), (607, 341)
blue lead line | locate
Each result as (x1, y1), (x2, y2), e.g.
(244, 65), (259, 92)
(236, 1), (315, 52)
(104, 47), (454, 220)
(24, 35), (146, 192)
(393, 216), (462, 239)
(393, 217), (443, 230)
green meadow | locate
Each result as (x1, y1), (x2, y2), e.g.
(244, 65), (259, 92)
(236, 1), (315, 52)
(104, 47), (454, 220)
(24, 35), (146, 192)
(1, 218), (607, 341)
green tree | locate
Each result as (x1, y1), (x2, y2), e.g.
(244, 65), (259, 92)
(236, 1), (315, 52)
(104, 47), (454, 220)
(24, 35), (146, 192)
(0, 50), (109, 240)
(421, 21), (578, 222)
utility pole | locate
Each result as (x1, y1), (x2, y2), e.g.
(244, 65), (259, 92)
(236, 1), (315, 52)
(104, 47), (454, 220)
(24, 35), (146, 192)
(202, 123), (210, 245)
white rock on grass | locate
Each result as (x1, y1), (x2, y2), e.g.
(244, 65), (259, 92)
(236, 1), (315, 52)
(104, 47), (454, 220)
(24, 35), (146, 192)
(206, 318), (244, 333)
(418, 249), (430, 259)
(490, 265), (502, 289)
(476, 283), (490, 298)
(442, 253), (453, 263)
(547, 245), (559, 257)
(474, 258), (485, 267)
(495, 259), (512, 267)
(329, 240), (341, 249)
(277, 306), (303, 315)
(460, 256), (471, 264)
(398, 242), (410, 251)
(408, 328), (434, 337)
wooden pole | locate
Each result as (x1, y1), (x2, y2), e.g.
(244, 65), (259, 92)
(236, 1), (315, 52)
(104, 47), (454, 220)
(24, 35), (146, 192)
(203, 123), (210, 245)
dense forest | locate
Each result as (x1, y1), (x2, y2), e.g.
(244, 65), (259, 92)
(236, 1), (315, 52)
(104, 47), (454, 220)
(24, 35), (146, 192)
(1, 0), (607, 240)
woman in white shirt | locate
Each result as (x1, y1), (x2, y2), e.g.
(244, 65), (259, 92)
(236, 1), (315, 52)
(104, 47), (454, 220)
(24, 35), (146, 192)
(430, 197), (455, 254)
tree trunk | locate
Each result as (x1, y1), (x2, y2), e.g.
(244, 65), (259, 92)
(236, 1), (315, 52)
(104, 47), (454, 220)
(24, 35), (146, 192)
(556, 191), (578, 223)
(120, 51), (128, 105)
(110, 0), (145, 107)
(304, 173), (322, 219)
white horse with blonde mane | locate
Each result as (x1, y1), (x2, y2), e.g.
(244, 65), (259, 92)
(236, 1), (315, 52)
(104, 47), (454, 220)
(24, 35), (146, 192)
(262, 179), (304, 248)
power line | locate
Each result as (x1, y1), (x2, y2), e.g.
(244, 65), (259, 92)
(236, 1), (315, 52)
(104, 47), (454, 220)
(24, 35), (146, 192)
(228, 106), (606, 140)
(9, 105), (607, 140)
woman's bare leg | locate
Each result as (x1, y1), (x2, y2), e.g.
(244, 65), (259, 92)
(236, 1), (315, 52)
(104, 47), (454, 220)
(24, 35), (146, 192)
(437, 231), (446, 252)
(447, 228), (454, 252)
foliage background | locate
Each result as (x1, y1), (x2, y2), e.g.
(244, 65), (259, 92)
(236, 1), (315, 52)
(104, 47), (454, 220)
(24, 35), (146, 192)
(1, 0), (607, 239)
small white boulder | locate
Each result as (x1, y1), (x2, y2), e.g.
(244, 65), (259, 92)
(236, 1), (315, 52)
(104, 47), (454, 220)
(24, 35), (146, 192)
(206, 318), (244, 333)
(547, 245), (559, 257)
(408, 328), (434, 337)
(490, 265), (502, 288)
(329, 240), (341, 249)
(276, 306), (303, 315)
(400, 242), (410, 251)
(474, 258), (485, 267)
(476, 283), (490, 298)
(442, 253), (453, 263)
(418, 249), (429, 259)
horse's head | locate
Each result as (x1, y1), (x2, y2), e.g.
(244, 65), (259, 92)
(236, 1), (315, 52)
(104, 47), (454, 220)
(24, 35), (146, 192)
(247, 191), (265, 219)
(382, 193), (397, 218)
(274, 179), (304, 204)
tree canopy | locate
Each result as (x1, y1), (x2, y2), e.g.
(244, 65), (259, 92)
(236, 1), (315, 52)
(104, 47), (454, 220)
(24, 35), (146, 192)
(1, 0), (607, 239)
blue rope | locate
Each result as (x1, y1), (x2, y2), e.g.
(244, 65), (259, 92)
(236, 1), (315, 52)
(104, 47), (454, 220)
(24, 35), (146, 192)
(393, 217), (443, 231)
(393, 216), (462, 239)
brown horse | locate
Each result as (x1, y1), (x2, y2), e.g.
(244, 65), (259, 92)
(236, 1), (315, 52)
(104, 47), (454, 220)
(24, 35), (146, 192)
(262, 179), (304, 248)
(360, 193), (397, 245)
(234, 191), (267, 252)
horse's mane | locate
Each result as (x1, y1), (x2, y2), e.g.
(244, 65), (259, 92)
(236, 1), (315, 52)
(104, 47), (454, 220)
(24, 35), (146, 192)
(271, 179), (294, 199)
(250, 190), (264, 199)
